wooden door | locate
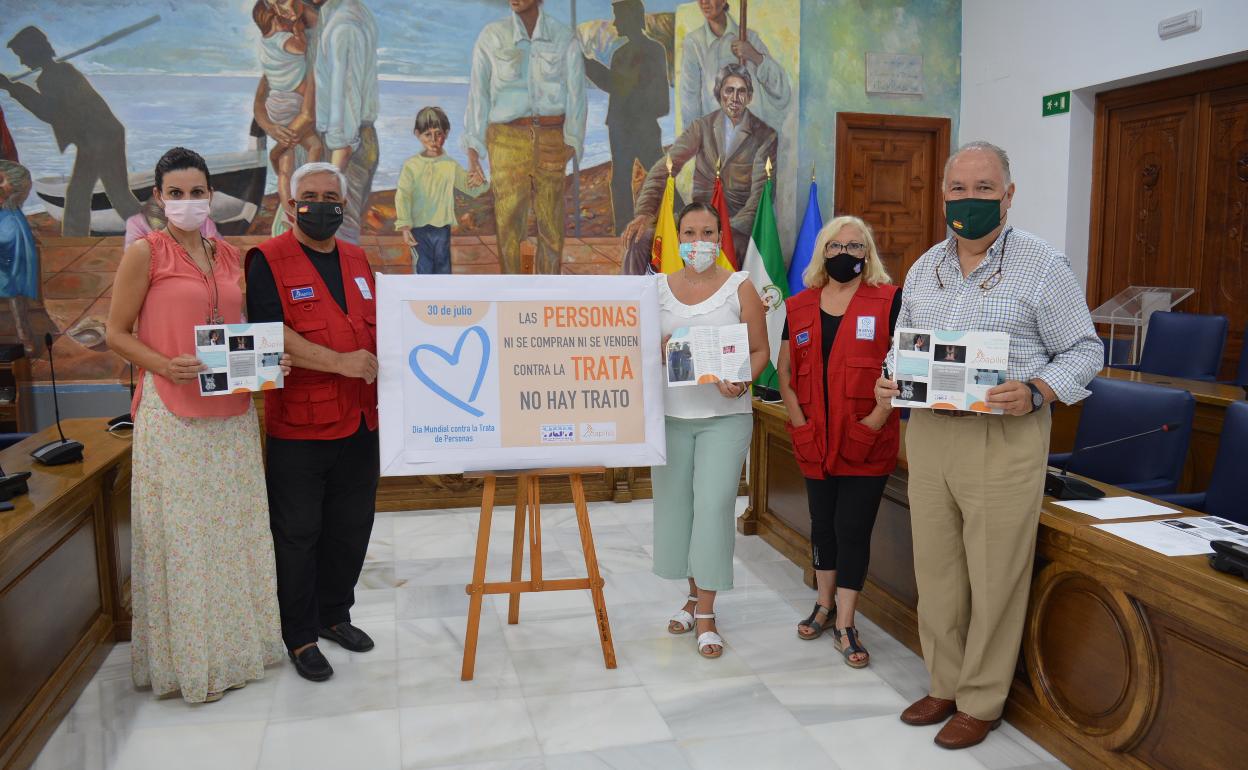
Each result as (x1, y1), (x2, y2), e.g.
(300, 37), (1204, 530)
(1089, 60), (1248, 378)
(834, 113), (951, 283)
(1091, 95), (1200, 298)
(1194, 83), (1248, 376)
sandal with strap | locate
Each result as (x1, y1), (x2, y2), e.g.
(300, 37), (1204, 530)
(695, 613), (723, 659)
(835, 626), (870, 668)
(668, 595), (698, 635)
(797, 602), (835, 640)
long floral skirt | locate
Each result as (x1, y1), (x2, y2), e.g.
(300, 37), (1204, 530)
(130, 374), (285, 702)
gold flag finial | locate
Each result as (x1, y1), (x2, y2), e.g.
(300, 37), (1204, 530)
(810, 165), (816, 183)
(666, 153), (672, 175)
(716, 156), (722, 177)
(765, 157), (773, 179)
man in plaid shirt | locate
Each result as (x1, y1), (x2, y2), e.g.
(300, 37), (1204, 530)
(877, 141), (1101, 749)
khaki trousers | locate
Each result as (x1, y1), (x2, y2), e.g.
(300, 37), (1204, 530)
(485, 122), (570, 274)
(905, 407), (1050, 720)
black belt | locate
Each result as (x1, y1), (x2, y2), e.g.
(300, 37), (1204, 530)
(931, 409), (982, 418)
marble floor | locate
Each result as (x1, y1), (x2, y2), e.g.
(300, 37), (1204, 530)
(32, 498), (1068, 770)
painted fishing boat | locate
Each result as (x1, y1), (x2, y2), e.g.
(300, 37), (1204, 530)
(33, 121), (269, 237)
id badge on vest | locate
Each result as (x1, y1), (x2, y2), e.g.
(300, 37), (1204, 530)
(354, 276), (373, 300)
(856, 316), (875, 341)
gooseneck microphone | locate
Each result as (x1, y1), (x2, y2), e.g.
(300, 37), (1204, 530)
(30, 333), (85, 466)
(1044, 422), (1182, 501)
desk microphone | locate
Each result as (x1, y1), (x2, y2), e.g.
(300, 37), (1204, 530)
(30, 333), (84, 466)
(1044, 422), (1181, 500)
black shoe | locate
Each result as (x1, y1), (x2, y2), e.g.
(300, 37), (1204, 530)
(318, 622), (375, 653)
(288, 645), (334, 682)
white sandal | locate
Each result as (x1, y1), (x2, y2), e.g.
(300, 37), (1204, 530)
(668, 595), (698, 634)
(695, 612), (723, 658)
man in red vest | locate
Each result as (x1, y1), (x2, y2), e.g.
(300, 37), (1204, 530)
(246, 162), (380, 682)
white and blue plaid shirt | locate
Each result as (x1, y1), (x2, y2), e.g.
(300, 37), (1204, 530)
(890, 226), (1102, 405)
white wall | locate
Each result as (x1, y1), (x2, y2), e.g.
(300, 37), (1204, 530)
(959, 0), (1248, 288)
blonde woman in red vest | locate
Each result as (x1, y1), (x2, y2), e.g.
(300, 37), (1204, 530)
(777, 215), (901, 668)
(106, 147), (289, 703)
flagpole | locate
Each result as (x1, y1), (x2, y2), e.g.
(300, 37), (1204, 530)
(738, 0), (749, 64)
(570, 0), (582, 238)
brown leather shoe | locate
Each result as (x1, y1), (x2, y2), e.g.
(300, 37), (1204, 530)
(934, 711), (1002, 749)
(900, 695), (957, 726)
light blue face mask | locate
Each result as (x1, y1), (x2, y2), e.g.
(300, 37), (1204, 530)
(678, 240), (718, 272)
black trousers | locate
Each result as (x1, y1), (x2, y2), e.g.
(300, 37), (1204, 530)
(266, 419), (379, 649)
(805, 474), (889, 591)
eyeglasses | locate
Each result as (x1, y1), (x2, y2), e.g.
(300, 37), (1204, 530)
(935, 229), (1010, 291)
(825, 241), (865, 255)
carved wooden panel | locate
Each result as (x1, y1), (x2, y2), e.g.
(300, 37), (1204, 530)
(835, 113), (951, 283)
(1094, 95), (1199, 304)
(1131, 607), (1248, 770)
(1196, 84), (1248, 378)
(0, 510), (101, 745)
(1089, 60), (1248, 380)
(1024, 565), (1155, 749)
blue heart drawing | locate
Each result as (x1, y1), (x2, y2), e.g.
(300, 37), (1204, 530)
(408, 326), (491, 417)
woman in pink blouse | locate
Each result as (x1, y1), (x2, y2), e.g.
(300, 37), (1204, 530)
(106, 147), (288, 703)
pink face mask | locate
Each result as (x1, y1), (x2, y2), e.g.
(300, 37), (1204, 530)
(163, 198), (211, 231)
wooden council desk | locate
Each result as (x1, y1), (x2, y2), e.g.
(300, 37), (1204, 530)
(0, 420), (132, 770)
(1050, 368), (1244, 492)
(742, 400), (1248, 770)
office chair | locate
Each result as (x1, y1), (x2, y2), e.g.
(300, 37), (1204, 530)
(1114, 311), (1228, 381)
(1049, 377), (1194, 496)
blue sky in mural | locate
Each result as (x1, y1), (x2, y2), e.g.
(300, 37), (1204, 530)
(0, 0), (681, 80)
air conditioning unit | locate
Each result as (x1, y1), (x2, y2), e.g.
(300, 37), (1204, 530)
(1158, 9), (1201, 40)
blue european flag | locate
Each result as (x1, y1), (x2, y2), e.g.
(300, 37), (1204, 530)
(788, 179), (823, 293)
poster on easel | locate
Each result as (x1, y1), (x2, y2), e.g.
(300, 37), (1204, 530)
(376, 275), (666, 476)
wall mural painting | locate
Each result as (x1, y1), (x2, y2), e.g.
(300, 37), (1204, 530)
(0, 1), (954, 385)
(0, 0), (682, 382)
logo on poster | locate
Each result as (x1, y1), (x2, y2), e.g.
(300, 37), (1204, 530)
(580, 422), (617, 442)
(540, 424), (576, 443)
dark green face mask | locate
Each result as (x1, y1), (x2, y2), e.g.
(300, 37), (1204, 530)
(945, 197), (1004, 240)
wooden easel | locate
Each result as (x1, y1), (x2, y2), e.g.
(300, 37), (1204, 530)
(460, 466), (617, 680)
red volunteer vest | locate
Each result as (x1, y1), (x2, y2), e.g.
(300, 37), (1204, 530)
(253, 231), (378, 440)
(784, 283), (900, 479)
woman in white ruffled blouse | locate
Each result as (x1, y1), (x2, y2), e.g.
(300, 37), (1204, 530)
(653, 202), (769, 658)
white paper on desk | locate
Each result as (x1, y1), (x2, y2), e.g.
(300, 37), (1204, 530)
(1094, 519), (1217, 556)
(1052, 497), (1179, 520)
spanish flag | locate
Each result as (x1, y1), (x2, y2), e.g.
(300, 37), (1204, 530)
(650, 171), (736, 273)
(650, 174), (683, 274)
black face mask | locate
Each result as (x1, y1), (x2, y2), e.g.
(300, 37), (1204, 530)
(824, 253), (866, 283)
(295, 201), (344, 241)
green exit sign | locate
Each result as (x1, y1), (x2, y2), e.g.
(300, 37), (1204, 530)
(1043, 91), (1071, 117)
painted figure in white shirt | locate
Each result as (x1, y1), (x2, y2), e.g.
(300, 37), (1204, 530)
(679, 0), (791, 127)
(463, 0), (588, 274)
(306, 0), (379, 245)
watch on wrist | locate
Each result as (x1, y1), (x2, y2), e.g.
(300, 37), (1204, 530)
(1025, 382), (1045, 413)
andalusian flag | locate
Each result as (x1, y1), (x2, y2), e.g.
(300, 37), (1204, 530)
(742, 176), (788, 388)
(650, 174), (682, 274)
